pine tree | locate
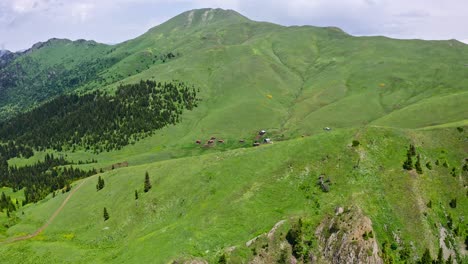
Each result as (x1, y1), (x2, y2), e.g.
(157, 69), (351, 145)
(449, 198), (457, 208)
(419, 248), (432, 264)
(403, 151), (413, 170)
(352, 140), (360, 147)
(218, 253), (227, 264)
(415, 154), (423, 174)
(135, 190), (139, 200)
(144, 171), (152, 192)
(446, 255), (452, 264)
(96, 176), (105, 191)
(409, 144), (416, 156)
(436, 247), (443, 264)
(426, 161), (432, 170)
(103, 207), (109, 221)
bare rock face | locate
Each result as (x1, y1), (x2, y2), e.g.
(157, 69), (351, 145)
(315, 206), (383, 264)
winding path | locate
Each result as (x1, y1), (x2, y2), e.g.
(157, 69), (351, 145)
(1, 178), (89, 244)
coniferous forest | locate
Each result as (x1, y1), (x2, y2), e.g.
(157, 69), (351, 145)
(0, 152), (96, 204)
(0, 80), (199, 153)
(0, 79), (198, 206)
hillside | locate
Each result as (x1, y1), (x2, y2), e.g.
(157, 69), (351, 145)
(0, 8), (467, 264)
(1, 127), (467, 263)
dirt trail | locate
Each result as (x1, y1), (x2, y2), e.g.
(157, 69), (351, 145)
(1, 178), (88, 244)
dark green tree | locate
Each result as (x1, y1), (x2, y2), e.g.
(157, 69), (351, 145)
(426, 161), (432, 170)
(446, 255), (452, 264)
(450, 167), (456, 177)
(135, 190), (139, 200)
(409, 144), (416, 156)
(427, 200), (432, 208)
(415, 154), (423, 174)
(447, 214), (453, 229)
(103, 207), (109, 221)
(443, 161), (449, 168)
(286, 219), (304, 259)
(449, 198), (457, 208)
(419, 248), (432, 264)
(96, 176), (105, 191)
(463, 163), (468, 172)
(436, 247), (443, 264)
(218, 253), (227, 264)
(352, 140), (360, 147)
(144, 172), (152, 193)
(403, 151), (413, 170)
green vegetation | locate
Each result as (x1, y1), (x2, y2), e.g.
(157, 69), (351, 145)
(103, 207), (109, 221)
(0, 152), (95, 204)
(144, 172), (152, 193)
(96, 176), (105, 191)
(0, 8), (466, 264)
(0, 127), (465, 263)
(0, 80), (198, 152)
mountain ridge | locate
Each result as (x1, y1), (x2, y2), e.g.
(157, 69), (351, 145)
(0, 8), (466, 264)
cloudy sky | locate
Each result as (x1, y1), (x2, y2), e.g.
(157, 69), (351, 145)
(1, 0), (467, 51)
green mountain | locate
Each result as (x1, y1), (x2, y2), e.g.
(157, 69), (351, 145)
(0, 8), (467, 264)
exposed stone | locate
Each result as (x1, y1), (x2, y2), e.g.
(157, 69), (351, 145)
(335, 207), (344, 215)
(315, 206), (383, 264)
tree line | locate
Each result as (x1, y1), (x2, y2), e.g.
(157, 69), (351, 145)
(0, 79), (199, 153)
(0, 153), (96, 204)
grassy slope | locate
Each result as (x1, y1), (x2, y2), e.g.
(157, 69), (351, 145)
(0, 39), (112, 117)
(1, 8), (468, 263)
(1, 127), (467, 263)
(100, 9), (468, 142)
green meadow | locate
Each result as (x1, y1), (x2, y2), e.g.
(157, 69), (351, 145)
(0, 8), (467, 263)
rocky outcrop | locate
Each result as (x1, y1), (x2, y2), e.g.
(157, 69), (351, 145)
(215, 207), (383, 263)
(0, 50), (10, 57)
(315, 206), (383, 264)
(0, 50), (17, 68)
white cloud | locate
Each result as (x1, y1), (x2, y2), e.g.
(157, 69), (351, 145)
(1, 0), (468, 51)
(71, 2), (94, 22)
(11, 0), (39, 13)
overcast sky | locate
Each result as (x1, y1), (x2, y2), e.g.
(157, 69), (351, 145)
(1, 0), (467, 51)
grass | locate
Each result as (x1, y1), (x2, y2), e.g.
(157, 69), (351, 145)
(1, 126), (467, 263)
(1, 8), (468, 263)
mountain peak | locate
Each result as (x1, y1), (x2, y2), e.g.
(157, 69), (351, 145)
(149, 8), (249, 32)
(180, 8), (248, 25)
(23, 38), (99, 54)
